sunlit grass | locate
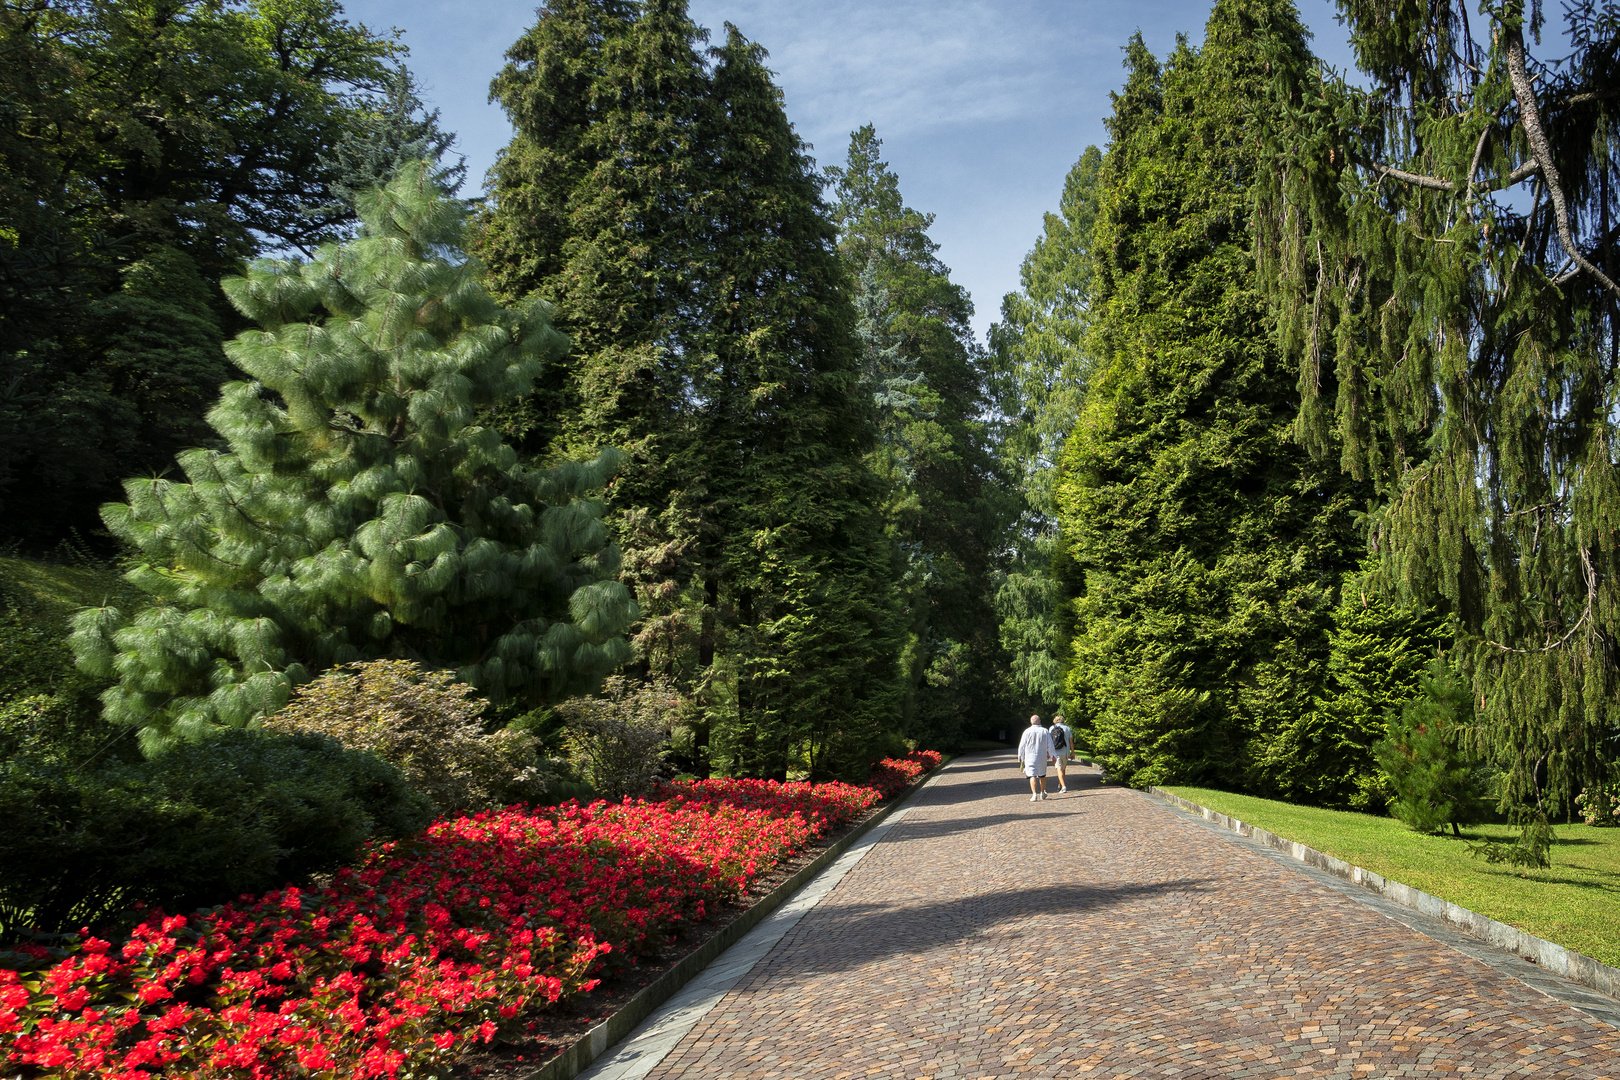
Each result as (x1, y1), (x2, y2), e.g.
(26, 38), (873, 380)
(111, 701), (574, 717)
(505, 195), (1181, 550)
(1163, 785), (1620, 967)
(0, 555), (126, 622)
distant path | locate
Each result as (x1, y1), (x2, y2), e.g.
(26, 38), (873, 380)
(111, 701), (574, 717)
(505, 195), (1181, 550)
(639, 752), (1620, 1078)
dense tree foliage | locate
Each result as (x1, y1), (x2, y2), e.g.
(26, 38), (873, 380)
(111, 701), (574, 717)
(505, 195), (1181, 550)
(1259, 569), (1449, 809)
(825, 126), (1008, 746)
(478, 0), (903, 779)
(1055, 0), (1367, 788)
(71, 164), (634, 753)
(10, 0), (1614, 821)
(0, 0), (406, 544)
(1376, 660), (1489, 835)
(1261, 0), (1620, 812)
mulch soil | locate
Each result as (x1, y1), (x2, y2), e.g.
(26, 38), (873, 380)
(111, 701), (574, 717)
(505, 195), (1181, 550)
(447, 798), (894, 1080)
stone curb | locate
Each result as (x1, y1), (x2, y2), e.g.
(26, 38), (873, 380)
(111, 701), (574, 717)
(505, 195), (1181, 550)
(521, 760), (951, 1080)
(1146, 786), (1620, 1004)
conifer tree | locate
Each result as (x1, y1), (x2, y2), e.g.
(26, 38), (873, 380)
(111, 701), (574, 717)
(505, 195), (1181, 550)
(308, 65), (467, 226)
(479, 4), (903, 778)
(1258, 571), (1448, 809)
(1260, 0), (1620, 810)
(676, 31), (902, 779)
(989, 146), (1105, 715)
(1377, 660), (1489, 835)
(478, 0), (716, 688)
(1056, 1), (1366, 787)
(72, 163), (634, 753)
(826, 125), (1006, 746)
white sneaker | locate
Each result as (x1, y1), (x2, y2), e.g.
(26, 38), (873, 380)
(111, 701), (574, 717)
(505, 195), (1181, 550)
(1040, 791), (1049, 800)
(1059, 787), (1068, 793)
(1030, 793), (1040, 801)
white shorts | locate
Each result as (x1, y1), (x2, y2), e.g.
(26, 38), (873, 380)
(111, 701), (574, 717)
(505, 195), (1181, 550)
(1052, 751), (1071, 763)
(1023, 764), (1048, 777)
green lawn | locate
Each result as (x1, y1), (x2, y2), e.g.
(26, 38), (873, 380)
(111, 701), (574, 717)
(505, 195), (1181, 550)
(1162, 786), (1620, 968)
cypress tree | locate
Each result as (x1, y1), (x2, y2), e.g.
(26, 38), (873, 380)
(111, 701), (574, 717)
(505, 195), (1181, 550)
(479, 5), (902, 779)
(1259, 0), (1620, 811)
(71, 164), (634, 753)
(684, 31), (902, 779)
(1056, 1), (1366, 788)
(826, 126), (1006, 746)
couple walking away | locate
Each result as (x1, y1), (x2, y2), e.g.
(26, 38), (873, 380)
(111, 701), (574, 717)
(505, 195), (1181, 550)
(1016, 714), (1075, 801)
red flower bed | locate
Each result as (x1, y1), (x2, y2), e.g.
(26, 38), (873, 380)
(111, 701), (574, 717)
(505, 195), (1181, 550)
(650, 777), (880, 832)
(2, 759), (941, 1079)
(868, 750), (943, 801)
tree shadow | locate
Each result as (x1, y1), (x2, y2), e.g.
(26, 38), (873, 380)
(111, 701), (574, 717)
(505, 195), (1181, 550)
(771, 877), (1215, 977)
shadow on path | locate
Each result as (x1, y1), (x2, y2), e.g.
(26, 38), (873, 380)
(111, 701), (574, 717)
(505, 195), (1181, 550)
(770, 878), (1214, 977)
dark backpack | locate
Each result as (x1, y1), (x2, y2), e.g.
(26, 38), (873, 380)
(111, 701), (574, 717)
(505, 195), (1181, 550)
(1051, 725), (1068, 751)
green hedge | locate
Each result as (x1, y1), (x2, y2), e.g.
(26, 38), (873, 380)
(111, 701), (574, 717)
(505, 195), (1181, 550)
(0, 729), (430, 940)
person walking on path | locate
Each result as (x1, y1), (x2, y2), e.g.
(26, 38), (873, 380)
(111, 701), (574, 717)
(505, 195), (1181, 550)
(1016, 715), (1056, 801)
(1049, 714), (1076, 793)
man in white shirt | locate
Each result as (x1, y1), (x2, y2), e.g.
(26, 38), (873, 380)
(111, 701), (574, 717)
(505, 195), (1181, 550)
(1049, 714), (1076, 793)
(1016, 715), (1056, 801)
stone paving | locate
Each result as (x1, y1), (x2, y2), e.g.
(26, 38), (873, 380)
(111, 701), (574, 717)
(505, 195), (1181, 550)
(641, 752), (1620, 1079)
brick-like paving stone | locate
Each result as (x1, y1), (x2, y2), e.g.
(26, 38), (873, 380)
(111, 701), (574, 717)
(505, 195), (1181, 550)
(642, 753), (1620, 1079)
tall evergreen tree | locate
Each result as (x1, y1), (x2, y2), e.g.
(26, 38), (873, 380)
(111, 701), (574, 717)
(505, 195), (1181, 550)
(479, 3), (902, 779)
(478, 0), (715, 686)
(989, 146), (1105, 715)
(1260, 0), (1620, 811)
(826, 125), (1008, 746)
(0, 0), (407, 544)
(71, 164), (634, 753)
(1056, 1), (1366, 788)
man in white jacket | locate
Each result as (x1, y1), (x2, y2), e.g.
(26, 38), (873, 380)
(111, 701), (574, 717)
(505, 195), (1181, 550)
(1016, 715), (1056, 801)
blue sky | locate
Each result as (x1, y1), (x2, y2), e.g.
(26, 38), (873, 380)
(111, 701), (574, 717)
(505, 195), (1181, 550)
(339, 0), (1358, 340)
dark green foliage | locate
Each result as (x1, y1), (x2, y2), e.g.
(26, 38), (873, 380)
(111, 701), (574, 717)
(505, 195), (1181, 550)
(0, 729), (429, 940)
(479, 2), (903, 780)
(1056, 0), (1366, 789)
(1257, 571), (1449, 809)
(826, 126), (1008, 748)
(1259, 0), (1620, 811)
(0, 0), (405, 544)
(693, 33), (903, 781)
(1376, 660), (1489, 836)
(70, 164), (635, 753)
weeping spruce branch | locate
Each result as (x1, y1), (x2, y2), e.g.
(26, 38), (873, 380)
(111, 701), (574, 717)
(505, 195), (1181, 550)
(1259, 0), (1620, 810)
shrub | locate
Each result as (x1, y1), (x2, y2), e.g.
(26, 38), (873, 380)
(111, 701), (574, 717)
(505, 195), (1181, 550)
(1468, 808), (1556, 871)
(262, 660), (546, 812)
(0, 729), (429, 939)
(559, 677), (681, 800)
(1576, 780), (1620, 826)
(1374, 660), (1489, 836)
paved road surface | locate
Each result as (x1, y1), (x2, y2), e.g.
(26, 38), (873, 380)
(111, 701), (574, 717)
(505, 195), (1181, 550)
(640, 752), (1620, 1079)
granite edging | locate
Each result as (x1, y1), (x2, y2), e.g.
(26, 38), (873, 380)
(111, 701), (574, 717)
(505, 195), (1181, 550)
(520, 759), (951, 1080)
(1146, 786), (1620, 1003)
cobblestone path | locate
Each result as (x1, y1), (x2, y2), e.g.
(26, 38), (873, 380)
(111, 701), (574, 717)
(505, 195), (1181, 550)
(643, 752), (1620, 1079)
